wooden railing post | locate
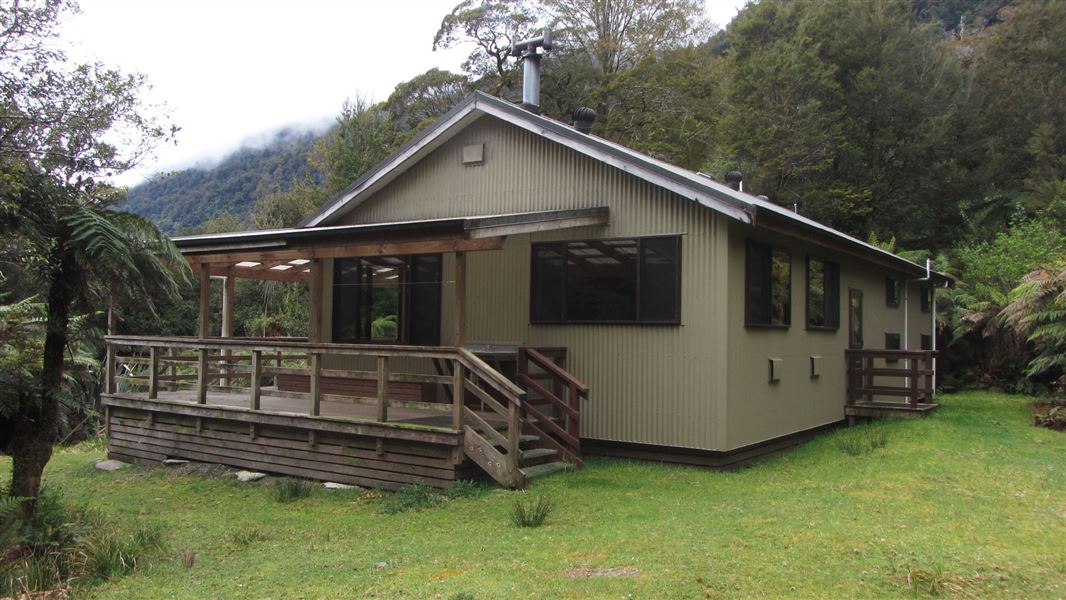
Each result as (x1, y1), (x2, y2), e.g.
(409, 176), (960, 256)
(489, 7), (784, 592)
(377, 355), (389, 422)
(250, 350), (262, 411)
(451, 359), (464, 430)
(507, 397), (521, 476)
(196, 347), (208, 404)
(309, 352), (321, 416)
(148, 346), (159, 400)
(924, 351), (935, 400)
(104, 342), (115, 395)
(861, 355), (869, 402)
(908, 356), (920, 407)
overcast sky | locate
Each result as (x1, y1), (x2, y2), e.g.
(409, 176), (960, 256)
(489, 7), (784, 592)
(59, 0), (745, 186)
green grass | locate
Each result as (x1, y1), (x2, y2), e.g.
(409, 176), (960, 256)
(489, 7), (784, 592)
(2, 391), (1064, 598)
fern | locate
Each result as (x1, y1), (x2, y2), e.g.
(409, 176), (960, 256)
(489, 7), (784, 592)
(999, 261), (1066, 380)
(0, 493), (30, 551)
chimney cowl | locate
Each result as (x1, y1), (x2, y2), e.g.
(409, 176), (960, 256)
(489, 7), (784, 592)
(572, 107), (597, 134)
(724, 170), (743, 191)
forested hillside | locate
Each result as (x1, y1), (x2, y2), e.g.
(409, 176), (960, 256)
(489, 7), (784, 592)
(116, 0), (1066, 392)
(122, 128), (319, 233)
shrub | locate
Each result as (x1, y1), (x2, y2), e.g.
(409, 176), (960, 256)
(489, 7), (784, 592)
(380, 484), (443, 514)
(178, 548), (197, 569)
(510, 495), (553, 528)
(445, 480), (487, 501)
(835, 428), (888, 456)
(273, 478), (314, 503)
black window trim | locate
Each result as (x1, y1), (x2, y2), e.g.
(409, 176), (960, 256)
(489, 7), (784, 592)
(331, 254), (442, 346)
(885, 276), (901, 308)
(529, 234), (683, 326)
(805, 254), (840, 331)
(848, 287), (864, 349)
(744, 239), (792, 329)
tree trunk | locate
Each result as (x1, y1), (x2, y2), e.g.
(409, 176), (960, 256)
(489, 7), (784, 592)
(7, 249), (74, 521)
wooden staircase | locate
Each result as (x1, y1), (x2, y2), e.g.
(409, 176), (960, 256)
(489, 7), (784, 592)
(449, 347), (588, 488)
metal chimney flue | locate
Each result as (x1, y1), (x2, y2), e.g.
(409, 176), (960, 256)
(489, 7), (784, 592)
(511, 29), (554, 114)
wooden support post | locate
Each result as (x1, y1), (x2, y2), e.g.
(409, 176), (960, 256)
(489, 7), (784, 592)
(377, 355), (389, 422)
(309, 352), (321, 416)
(168, 346), (177, 390)
(452, 251), (466, 347)
(104, 406), (111, 439)
(250, 350), (262, 410)
(309, 258), (323, 343)
(452, 359), (464, 430)
(148, 346), (159, 400)
(198, 264), (212, 339)
(507, 397), (521, 476)
(864, 357), (874, 403)
(909, 356), (920, 407)
(222, 268), (235, 385)
(196, 348), (208, 404)
(105, 299), (117, 395)
(104, 344), (116, 395)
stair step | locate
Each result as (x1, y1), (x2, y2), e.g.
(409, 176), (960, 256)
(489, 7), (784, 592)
(521, 447), (558, 462)
(489, 434), (541, 449)
(522, 461), (572, 480)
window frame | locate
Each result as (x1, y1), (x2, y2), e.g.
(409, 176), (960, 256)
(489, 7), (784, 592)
(331, 254), (442, 346)
(848, 287), (864, 349)
(885, 277), (901, 307)
(528, 235), (682, 325)
(920, 285), (932, 313)
(805, 255), (840, 331)
(745, 239), (792, 329)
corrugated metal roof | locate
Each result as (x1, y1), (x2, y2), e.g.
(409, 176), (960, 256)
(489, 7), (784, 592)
(302, 91), (949, 282)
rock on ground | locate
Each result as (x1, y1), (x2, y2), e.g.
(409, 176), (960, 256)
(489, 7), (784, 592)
(94, 459), (131, 472)
(235, 470), (267, 482)
(323, 482), (358, 490)
(162, 459), (190, 466)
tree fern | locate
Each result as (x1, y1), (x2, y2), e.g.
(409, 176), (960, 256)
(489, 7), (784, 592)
(998, 261), (1066, 380)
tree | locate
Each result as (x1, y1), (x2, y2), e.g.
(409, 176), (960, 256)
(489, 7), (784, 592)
(999, 261), (1066, 382)
(0, 0), (185, 519)
(544, 0), (710, 75)
(309, 97), (397, 196)
(433, 0), (539, 95)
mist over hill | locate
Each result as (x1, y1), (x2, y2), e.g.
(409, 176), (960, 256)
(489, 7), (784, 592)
(122, 128), (321, 233)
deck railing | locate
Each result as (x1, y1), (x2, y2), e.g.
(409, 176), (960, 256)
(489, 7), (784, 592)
(845, 349), (937, 407)
(104, 336), (529, 487)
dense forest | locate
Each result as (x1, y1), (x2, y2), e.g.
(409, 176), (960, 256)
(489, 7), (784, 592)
(123, 129), (319, 233)
(122, 0), (1066, 392)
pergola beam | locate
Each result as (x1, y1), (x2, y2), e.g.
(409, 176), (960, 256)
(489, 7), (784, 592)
(184, 236), (506, 266)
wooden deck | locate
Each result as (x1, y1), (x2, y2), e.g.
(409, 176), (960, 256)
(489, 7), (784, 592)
(102, 336), (588, 490)
(845, 349), (939, 422)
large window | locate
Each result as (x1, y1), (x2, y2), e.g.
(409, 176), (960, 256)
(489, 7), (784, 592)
(806, 256), (840, 330)
(746, 240), (791, 327)
(848, 288), (864, 349)
(530, 236), (681, 324)
(332, 254), (441, 345)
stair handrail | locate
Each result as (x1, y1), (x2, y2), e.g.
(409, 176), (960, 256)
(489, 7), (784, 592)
(523, 348), (589, 396)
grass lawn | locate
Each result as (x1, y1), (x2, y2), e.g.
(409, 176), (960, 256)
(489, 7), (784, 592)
(3, 391), (1065, 598)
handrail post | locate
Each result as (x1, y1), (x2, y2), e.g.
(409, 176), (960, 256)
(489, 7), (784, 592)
(309, 352), (321, 416)
(507, 396), (521, 478)
(196, 347), (208, 404)
(452, 358), (464, 430)
(909, 354), (920, 407)
(864, 356), (874, 403)
(377, 355), (389, 422)
(148, 346), (159, 400)
(250, 350), (262, 411)
(105, 342), (115, 395)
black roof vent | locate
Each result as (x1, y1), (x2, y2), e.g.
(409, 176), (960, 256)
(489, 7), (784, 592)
(572, 107), (597, 134)
(724, 170), (743, 191)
